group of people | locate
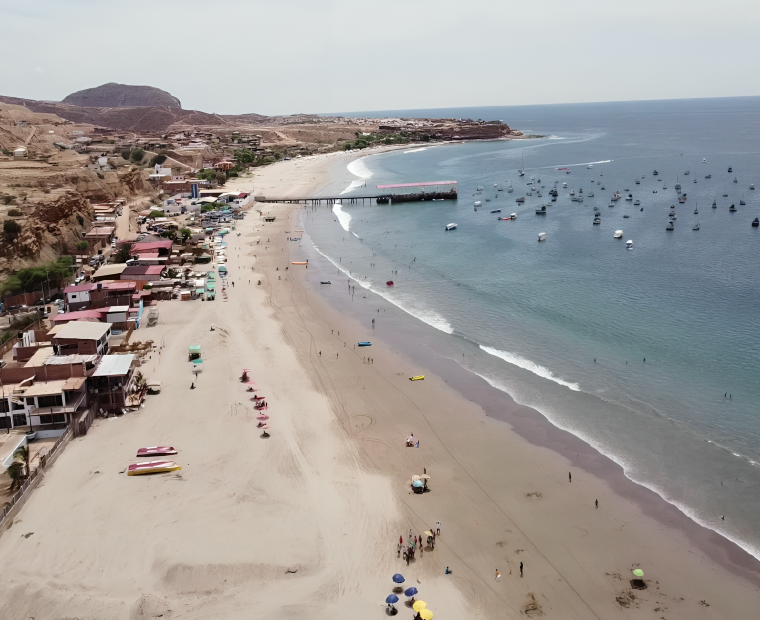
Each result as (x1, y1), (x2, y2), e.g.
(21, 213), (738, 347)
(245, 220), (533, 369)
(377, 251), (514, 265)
(406, 433), (419, 448)
(397, 523), (441, 566)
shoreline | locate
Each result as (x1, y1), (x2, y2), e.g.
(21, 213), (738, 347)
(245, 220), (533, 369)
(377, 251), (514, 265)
(296, 145), (760, 567)
(0, 149), (757, 618)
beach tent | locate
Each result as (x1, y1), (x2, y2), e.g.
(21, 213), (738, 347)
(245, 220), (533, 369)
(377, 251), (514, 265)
(188, 345), (201, 360)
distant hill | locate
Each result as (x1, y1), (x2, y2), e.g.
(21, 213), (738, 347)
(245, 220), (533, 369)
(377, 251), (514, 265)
(62, 83), (182, 108)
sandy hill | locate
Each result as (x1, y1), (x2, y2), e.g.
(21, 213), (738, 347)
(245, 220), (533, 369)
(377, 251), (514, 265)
(62, 83), (182, 108)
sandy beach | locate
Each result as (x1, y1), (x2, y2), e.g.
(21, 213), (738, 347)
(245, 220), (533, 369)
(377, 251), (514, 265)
(1, 150), (759, 619)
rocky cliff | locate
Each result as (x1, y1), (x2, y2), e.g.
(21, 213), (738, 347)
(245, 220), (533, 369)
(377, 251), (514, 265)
(62, 83), (182, 108)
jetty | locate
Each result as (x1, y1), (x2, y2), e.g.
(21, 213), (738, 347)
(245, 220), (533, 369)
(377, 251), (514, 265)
(255, 181), (457, 205)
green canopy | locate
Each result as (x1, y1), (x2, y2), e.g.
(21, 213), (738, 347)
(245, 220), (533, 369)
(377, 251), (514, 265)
(188, 345), (201, 354)
(192, 358), (203, 365)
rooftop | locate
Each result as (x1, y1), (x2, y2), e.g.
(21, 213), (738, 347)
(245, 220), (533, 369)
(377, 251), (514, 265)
(93, 354), (135, 377)
(53, 321), (112, 341)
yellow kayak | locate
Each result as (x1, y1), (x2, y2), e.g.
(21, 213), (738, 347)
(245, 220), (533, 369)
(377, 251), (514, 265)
(409, 375), (425, 381)
(128, 460), (182, 476)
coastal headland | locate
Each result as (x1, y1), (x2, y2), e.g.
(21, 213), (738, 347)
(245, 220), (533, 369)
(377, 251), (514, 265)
(0, 150), (758, 619)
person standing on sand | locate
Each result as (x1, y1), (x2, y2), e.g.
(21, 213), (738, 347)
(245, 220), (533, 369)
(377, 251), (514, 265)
(595, 499), (598, 508)
(569, 472), (572, 483)
(436, 521), (441, 535)
(520, 562), (523, 577)
(495, 569), (501, 580)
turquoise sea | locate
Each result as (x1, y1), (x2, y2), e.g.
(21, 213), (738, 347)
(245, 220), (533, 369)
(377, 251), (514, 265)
(303, 97), (760, 559)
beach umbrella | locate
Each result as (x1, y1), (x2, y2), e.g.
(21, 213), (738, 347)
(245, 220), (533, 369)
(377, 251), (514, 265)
(412, 480), (424, 488)
(256, 414), (269, 420)
(385, 594), (399, 604)
(412, 600), (427, 612)
(411, 475), (422, 482)
(632, 569), (644, 577)
(419, 609), (433, 620)
(392, 573), (405, 584)
(424, 531), (433, 537)
(404, 587), (418, 597)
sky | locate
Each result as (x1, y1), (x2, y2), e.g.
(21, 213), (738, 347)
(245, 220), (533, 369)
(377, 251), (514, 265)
(2, 0), (760, 116)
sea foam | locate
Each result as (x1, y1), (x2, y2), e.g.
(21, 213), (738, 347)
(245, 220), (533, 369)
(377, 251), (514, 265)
(480, 345), (580, 391)
(332, 203), (351, 231)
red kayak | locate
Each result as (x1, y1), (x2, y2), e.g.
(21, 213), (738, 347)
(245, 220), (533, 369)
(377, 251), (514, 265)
(253, 395), (265, 400)
(137, 446), (177, 457)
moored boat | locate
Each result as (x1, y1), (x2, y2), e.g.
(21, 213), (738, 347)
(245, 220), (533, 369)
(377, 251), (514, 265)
(137, 447), (177, 457)
(445, 223), (457, 230)
(538, 232), (547, 242)
(613, 230), (623, 239)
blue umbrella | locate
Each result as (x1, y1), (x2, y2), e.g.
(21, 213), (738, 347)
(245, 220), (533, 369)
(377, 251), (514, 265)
(405, 587), (418, 597)
(386, 594), (399, 604)
(392, 573), (405, 584)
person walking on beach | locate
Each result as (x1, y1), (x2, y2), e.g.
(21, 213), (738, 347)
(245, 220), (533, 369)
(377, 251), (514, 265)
(569, 472), (572, 483)
(595, 499), (598, 509)
(520, 562), (524, 577)
(495, 569), (501, 580)
(436, 521), (441, 535)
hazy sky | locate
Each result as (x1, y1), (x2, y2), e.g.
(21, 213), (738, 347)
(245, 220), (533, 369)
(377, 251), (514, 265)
(2, 0), (759, 116)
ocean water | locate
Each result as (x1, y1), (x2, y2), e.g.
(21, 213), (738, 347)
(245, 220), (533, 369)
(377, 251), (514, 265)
(305, 97), (760, 559)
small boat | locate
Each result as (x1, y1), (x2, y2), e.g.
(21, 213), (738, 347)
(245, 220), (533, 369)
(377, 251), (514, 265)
(498, 216), (512, 220)
(588, 191), (595, 197)
(320, 281), (331, 284)
(634, 200), (641, 206)
(608, 202), (615, 207)
(476, 186), (484, 191)
(128, 461), (182, 476)
(409, 375), (425, 381)
(474, 201), (481, 208)
(693, 177), (697, 183)
(705, 174), (712, 179)
(733, 176), (738, 184)
(653, 169), (659, 175)
(640, 207), (644, 211)
(684, 170), (690, 175)
(515, 197), (525, 203)
(593, 217), (601, 225)
(678, 196), (686, 203)
(712, 199), (717, 208)
(493, 184), (498, 187)
(669, 209), (677, 218)
(623, 214), (630, 218)
(703, 158), (706, 162)
(666, 220), (674, 230)
(728, 166), (733, 173)
(694, 207), (699, 214)
(587, 164), (594, 169)
(508, 184), (514, 193)
(491, 209), (502, 213)
(740, 198), (746, 205)
(729, 204), (737, 212)
(137, 447), (177, 457)
(723, 191), (728, 197)
(535, 205), (547, 215)
(750, 184), (755, 190)
(693, 222), (700, 231)
(571, 196), (583, 202)
(675, 178), (681, 191)
(569, 188), (575, 196)
(613, 230), (623, 239)
(538, 232), (547, 242)
(445, 223), (457, 230)
(511, 213), (517, 219)
(358, 342), (372, 347)
(562, 182), (568, 188)
(752, 217), (759, 227)
(593, 206), (599, 211)
(626, 239), (633, 248)
(386, 280), (394, 286)
(612, 191), (622, 201)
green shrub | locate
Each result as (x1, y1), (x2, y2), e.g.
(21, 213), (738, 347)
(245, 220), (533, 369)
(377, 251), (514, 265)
(149, 210), (165, 218)
(75, 241), (89, 251)
(130, 148), (145, 162)
(344, 142), (353, 150)
(121, 149), (131, 160)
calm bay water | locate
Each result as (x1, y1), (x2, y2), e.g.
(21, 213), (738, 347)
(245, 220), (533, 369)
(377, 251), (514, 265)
(306, 98), (760, 558)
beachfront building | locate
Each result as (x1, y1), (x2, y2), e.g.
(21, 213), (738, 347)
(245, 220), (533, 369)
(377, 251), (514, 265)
(0, 376), (88, 431)
(64, 281), (139, 312)
(51, 321), (112, 356)
(89, 354), (136, 411)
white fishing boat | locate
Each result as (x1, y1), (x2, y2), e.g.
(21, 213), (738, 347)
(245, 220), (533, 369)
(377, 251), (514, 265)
(587, 164), (594, 169)
(562, 182), (568, 188)
(613, 230), (623, 239)
(666, 220), (674, 230)
(476, 186), (484, 191)
(693, 222), (700, 230)
(474, 201), (481, 207)
(445, 223), (457, 231)
(538, 232), (547, 242)
(750, 184), (755, 190)
(588, 191), (595, 197)
(626, 239), (633, 248)
(634, 199), (641, 206)
(511, 213), (517, 219)
(570, 188), (575, 196)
